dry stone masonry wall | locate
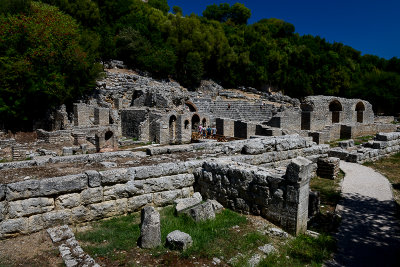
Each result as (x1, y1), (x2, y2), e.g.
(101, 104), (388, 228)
(195, 157), (313, 235)
(328, 131), (400, 163)
(0, 161), (202, 238)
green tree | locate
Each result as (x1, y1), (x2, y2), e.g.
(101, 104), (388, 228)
(230, 3), (251, 25)
(172, 5), (182, 15)
(0, 2), (101, 129)
(148, 0), (169, 14)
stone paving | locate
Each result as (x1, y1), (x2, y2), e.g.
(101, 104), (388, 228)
(326, 161), (400, 267)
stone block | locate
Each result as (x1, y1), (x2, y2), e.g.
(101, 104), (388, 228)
(47, 225), (74, 243)
(29, 210), (72, 232)
(0, 202), (5, 221)
(174, 192), (202, 213)
(103, 181), (138, 201)
(40, 174), (87, 196)
(70, 206), (91, 223)
(86, 170), (101, 188)
(208, 199), (224, 214)
(139, 206), (161, 249)
(285, 157), (313, 183)
(55, 193), (81, 209)
(8, 197), (54, 218)
(186, 201), (215, 222)
(62, 147), (73, 156)
(127, 194), (153, 212)
(88, 199), (127, 219)
(166, 230), (193, 251)
(80, 187), (103, 205)
(0, 218), (28, 236)
(153, 190), (182, 206)
(100, 169), (130, 185)
(6, 180), (40, 201)
(0, 184), (5, 201)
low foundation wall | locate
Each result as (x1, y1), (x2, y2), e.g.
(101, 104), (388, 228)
(328, 132), (400, 163)
(0, 161), (202, 239)
(1, 155), (316, 238)
(195, 157), (313, 235)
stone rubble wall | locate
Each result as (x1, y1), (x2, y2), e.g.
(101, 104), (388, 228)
(0, 161), (203, 239)
(195, 157), (314, 235)
(328, 131), (400, 163)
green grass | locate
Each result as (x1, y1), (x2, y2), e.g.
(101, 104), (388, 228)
(310, 171), (344, 214)
(75, 214), (141, 261)
(76, 207), (268, 263)
(76, 206), (337, 266)
(258, 234), (336, 267)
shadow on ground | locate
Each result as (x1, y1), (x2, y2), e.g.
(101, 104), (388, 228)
(326, 193), (400, 267)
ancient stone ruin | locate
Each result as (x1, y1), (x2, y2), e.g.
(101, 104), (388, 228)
(1, 61), (400, 241)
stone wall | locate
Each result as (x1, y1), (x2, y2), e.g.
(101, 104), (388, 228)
(301, 96), (375, 131)
(195, 157), (313, 235)
(328, 131), (400, 163)
(0, 161), (203, 239)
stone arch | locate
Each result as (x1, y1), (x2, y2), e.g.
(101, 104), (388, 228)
(355, 102), (365, 123)
(192, 114), (200, 130)
(185, 101), (198, 112)
(300, 103), (313, 130)
(202, 118), (207, 127)
(169, 115), (177, 144)
(329, 100), (343, 123)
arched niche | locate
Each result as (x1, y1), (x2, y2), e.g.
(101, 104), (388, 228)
(329, 100), (343, 123)
(355, 102), (365, 123)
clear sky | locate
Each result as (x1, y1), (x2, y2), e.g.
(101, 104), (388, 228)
(167, 0), (400, 59)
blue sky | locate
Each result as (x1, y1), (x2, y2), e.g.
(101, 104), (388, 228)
(167, 0), (400, 59)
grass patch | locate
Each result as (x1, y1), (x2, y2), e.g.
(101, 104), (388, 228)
(76, 207), (272, 265)
(310, 171), (344, 214)
(75, 214), (141, 261)
(259, 234), (336, 267)
(76, 206), (337, 266)
(309, 171), (343, 234)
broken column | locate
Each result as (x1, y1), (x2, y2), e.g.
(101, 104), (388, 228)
(139, 206), (161, 249)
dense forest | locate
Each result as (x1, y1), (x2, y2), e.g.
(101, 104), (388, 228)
(1, 0), (400, 129)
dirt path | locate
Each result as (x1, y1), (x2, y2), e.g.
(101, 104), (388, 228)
(326, 161), (400, 267)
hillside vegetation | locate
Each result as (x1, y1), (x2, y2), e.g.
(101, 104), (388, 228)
(1, 0), (400, 129)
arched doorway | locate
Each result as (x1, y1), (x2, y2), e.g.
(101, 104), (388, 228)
(192, 114), (200, 130)
(202, 118), (207, 127)
(355, 102), (365, 123)
(329, 100), (343, 124)
(169, 115), (177, 144)
(300, 104), (313, 130)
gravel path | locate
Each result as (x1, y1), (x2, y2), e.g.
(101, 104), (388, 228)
(326, 161), (400, 267)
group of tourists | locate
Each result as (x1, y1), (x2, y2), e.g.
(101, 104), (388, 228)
(198, 125), (217, 138)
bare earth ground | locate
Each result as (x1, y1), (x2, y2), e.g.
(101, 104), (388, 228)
(0, 230), (63, 267)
